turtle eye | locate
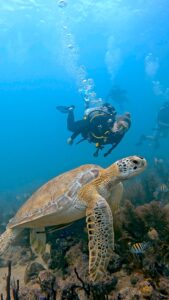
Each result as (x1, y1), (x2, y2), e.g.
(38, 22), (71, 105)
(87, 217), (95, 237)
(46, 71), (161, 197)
(132, 159), (139, 170)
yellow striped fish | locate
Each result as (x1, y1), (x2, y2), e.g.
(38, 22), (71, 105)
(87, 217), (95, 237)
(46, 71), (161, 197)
(158, 183), (169, 193)
(129, 242), (149, 255)
(153, 183), (169, 199)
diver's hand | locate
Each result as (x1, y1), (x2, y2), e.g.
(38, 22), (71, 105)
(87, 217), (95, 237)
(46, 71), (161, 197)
(104, 152), (108, 157)
(67, 137), (73, 145)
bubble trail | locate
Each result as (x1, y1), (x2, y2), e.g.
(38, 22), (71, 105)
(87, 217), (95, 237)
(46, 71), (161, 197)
(57, 1), (103, 108)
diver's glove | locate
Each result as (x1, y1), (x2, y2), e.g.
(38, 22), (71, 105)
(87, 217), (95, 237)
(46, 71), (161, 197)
(67, 137), (73, 145)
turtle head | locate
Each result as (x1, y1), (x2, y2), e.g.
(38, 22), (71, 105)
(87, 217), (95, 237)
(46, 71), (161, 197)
(114, 155), (147, 180)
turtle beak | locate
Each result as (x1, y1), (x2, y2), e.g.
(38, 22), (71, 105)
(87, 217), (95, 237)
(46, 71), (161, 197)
(129, 156), (147, 176)
(133, 156), (147, 170)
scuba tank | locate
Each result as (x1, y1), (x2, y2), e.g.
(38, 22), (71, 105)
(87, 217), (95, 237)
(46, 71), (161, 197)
(83, 108), (115, 146)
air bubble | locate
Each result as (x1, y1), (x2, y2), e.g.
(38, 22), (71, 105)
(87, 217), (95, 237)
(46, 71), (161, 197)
(58, 0), (67, 8)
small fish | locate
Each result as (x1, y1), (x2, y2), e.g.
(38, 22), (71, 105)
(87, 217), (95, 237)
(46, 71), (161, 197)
(153, 183), (169, 198)
(154, 157), (164, 165)
(129, 242), (149, 255)
(159, 184), (168, 192)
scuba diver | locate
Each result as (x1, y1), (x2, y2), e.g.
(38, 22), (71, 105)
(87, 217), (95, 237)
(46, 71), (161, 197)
(56, 104), (131, 157)
(106, 85), (128, 109)
(136, 101), (169, 148)
(56, 103), (117, 146)
(157, 101), (169, 136)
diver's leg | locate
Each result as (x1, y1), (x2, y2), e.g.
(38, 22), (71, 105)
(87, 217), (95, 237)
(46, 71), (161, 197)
(136, 134), (147, 146)
(68, 117), (87, 143)
(67, 110), (76, 132)
(67, 113), (86, 133)
(136, 134), (156, 146)
(161, 128), (169, 138)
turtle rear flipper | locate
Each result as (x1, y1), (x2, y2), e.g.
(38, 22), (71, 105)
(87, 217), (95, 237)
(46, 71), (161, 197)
(86, 195), (114, 282)
(0, 228), (22, 256)
(30, 228), (46, 255)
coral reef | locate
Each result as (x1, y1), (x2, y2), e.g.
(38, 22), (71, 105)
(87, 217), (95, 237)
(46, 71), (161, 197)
(1, 162), (169, 299)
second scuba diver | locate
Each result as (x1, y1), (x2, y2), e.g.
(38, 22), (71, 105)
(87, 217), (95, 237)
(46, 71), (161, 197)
(137, 101), (169, 148)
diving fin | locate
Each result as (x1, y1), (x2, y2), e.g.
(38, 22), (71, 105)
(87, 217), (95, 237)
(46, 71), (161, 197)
(56, 105), (75, 113)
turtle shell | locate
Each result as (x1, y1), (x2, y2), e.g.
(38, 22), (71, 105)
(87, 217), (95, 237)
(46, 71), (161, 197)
(8, 164), (101, 229)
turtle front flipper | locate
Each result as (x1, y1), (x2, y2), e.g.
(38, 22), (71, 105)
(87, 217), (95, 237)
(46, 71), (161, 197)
(108, 182), (123, 216)
(86, 195), (114, 282)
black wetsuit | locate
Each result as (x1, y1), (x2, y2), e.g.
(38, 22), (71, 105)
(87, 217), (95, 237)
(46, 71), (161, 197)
(93, 132), (124, 157)
(93, 120), (130, 157)
(67, 110), (89, 141)
(67, 109), (116, 143)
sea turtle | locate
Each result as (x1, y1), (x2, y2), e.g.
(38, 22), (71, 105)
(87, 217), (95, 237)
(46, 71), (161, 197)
(0, 155), (147, 281)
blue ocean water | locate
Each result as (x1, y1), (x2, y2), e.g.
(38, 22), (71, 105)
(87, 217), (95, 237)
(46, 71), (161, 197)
(0, 0), (169, 209)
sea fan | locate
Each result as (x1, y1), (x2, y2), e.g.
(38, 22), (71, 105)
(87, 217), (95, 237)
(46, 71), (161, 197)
(120, 200), (147, 241)
(136, 201), (169, 242)
(124, 179), (146, 206)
